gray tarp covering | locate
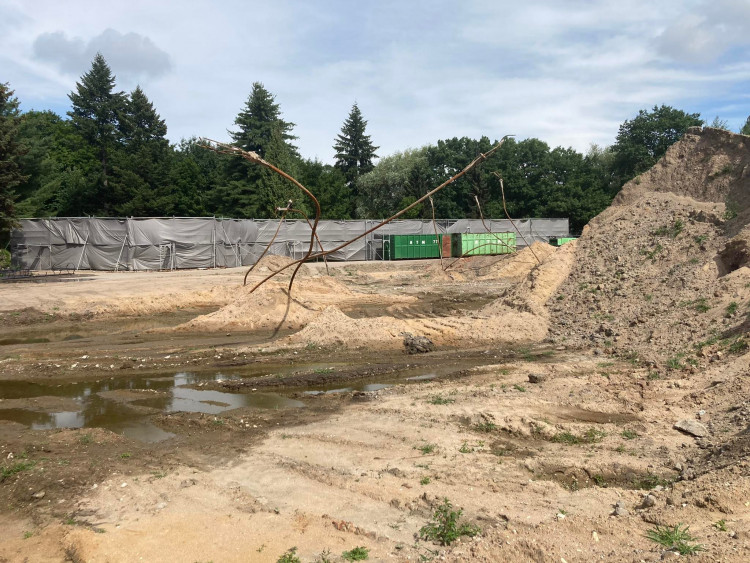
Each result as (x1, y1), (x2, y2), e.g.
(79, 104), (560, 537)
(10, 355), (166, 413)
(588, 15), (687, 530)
(10, 217), (569, 271)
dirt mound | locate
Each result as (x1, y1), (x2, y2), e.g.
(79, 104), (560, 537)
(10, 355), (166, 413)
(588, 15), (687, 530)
(486, 242), (576, 316)
(177, 276), (351, 332)
(549, 127), (750, 369)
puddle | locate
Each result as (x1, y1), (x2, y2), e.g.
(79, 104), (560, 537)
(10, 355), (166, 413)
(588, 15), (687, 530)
(0, 372), (304, 442)
(405, 373), (438, 381)
(302, 382), (392, 396)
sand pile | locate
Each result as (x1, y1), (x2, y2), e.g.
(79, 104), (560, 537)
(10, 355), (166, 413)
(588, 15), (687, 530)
(549, 127), (750, 368)
(486, 241), (577, 316)
(176, 276), (351, 332)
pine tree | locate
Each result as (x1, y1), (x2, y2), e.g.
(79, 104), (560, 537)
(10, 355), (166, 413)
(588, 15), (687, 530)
(229, 82), (297, 157)
(0, 82), (27, 243)
(741, 116), (750, 136)
(223, 83), (299, 217)
(333, 102), (379, 192)
(114, 86), (171, 215)
(68, 53), (126, 198)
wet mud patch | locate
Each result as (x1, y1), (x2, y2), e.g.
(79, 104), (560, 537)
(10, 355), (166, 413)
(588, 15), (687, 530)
(534, 461), (676, 491)
(543, 406), (641, 424)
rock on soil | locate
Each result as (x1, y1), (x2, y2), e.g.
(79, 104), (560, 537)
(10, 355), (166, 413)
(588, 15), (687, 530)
(674, 419), (709, 438)
(402, 333), (435, 354)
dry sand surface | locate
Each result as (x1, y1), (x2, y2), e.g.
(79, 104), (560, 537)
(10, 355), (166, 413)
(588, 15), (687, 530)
(1, 126), (750, 562)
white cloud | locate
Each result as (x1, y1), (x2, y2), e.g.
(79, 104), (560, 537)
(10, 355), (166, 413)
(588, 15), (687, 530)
(2, 0), (750, 162)
(33, 29), (172, 80)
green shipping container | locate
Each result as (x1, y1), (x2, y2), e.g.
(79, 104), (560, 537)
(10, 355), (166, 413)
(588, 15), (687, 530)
(550, 237), (577, 246)
(450, 232), (516, 257)
(382, 234), (445, 260)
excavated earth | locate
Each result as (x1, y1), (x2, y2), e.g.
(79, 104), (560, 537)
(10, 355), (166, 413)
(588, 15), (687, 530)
(1, 126), (750, 562)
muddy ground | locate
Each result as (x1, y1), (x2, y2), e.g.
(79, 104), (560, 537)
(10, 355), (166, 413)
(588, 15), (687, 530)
(0, 257), (746, 563)
(2, 127), (750, 562)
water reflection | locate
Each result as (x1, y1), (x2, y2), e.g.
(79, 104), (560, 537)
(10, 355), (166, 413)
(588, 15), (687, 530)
(0, 372), (303, 442)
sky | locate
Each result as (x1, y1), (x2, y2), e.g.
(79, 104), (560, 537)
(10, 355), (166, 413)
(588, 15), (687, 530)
(2, 0), (750, 164)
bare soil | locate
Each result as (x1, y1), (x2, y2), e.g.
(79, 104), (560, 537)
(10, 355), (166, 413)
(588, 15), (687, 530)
(1, 127), (750, 562)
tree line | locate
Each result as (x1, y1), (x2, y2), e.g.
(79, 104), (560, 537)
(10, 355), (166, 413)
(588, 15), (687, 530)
(3, 53), (747, 250)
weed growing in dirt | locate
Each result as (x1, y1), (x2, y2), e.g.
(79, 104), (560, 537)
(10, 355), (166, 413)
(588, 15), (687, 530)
(23, 531), (33, 539)
(551, 428), (606, 445)
(645, 524), (703, 555)
(653, 220), (683, 238)
(458, 442), (474, 453)
(419, 498), (481, 546)
(729, 338), (748, 354)
(315, 549), (333, 563)
(621, 430), (639, 440)
(313, 367), (334, 374)
(342, 546), (369, 561)
(642, 243), (663, 260)
(725, 302), (738, 317)
(647, 371), (661, 380)
(714, 519), (727, 532)
(472, 422), (497, 433)
(666, 356), (684, 370)
(513, 384), (527, 392)
(427, 395), (455, 405)
(592, 474), (608, 487)
(277, 547), (301, 563)
(551, 431), (579, 445)
(632, 473), (672, 490)
(0, 460), (36, 482)
(420, 477), (431, 485)
(415, 443), (436, 455)
(79, 434), (93, 444)
(694, 235), (707, 245)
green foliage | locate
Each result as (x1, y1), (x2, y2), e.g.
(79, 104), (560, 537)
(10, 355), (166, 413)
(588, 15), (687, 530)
(741, 115), (750, 136)
(0, 82), (26, 243)
(334, 102), (378, 193)
(473, 422), (497, 433)
(621, 430), (639, 440)
(645, 523), (703, 555)
(341, 546), (370, 561)
(551, 427), (606, 445)
(725, 302), (738, 317)
(225, 82), (299, 217)
(276, 547), (301, 563)
(415, 443), (436, 455)
(427, 394), (455, 405)
(420, 476), (431, 485)
(0, 460), (36, 481)
(419, 498), (480, 546)
(653, 219), (683, 238)
(714, 519), (727, 532)
(612, 105), (702, 186)
(632, 473), (672, 490)
(709, 116), (730, 131)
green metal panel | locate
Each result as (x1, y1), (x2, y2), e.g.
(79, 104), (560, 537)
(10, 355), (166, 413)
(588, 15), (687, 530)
(383, 234), (444, 260)
(450, 232), (516, 256)
(549, 237), (577, 246)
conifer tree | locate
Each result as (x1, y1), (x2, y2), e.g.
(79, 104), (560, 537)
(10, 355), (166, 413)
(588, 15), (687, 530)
(68, 53), (126, 194)
(333, 102), (378, 192)
(222, 83), (299, 217)
(0, 83), (26, 243)
(114, 85), (171, 215)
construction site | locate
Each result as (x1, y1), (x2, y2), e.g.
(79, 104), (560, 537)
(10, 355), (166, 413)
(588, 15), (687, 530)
(1, 126), (750, 562)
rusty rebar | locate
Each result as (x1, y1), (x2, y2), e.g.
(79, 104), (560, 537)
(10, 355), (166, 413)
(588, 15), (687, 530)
(244, 136), (513, 295)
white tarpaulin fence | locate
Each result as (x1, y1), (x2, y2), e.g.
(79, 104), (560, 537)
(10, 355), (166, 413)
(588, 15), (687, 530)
(10, 217), (569, 271)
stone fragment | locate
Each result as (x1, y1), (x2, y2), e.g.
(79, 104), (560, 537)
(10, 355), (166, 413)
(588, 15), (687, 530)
(402, 333), (435, 354)
(528, 373), (547, 384)
(674, 419), (709, 438)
